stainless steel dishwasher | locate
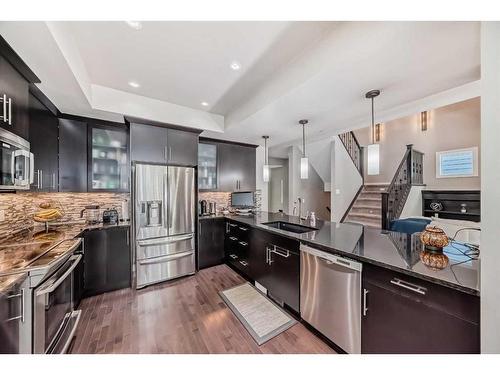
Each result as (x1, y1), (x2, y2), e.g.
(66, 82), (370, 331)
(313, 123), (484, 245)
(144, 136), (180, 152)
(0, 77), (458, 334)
(300, 244), (362, 354)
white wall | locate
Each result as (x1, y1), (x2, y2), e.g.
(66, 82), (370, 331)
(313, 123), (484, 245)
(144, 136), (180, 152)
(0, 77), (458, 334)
(288, 145), (331, 220)
(255, 145), (269, 212)
(480, 21), (500, 353)
(400, 185), (426, 218)
(331, 137), (363, 223)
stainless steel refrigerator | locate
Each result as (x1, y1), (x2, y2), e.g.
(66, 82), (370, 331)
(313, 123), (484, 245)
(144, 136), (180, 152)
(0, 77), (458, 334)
(133, 163), (195, 288)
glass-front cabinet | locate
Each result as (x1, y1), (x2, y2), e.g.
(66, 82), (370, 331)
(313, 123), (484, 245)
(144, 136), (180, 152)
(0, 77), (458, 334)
(198, 142), (217, 190)
(88, 124), (129, 192)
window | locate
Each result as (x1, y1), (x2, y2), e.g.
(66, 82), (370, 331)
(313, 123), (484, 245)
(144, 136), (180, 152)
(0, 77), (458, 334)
(436, 147), (478, 178)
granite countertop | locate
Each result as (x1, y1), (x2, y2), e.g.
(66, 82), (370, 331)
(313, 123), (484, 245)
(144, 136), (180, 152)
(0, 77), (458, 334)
(214, 212), (480, 296)
(0, 221), (130, 291)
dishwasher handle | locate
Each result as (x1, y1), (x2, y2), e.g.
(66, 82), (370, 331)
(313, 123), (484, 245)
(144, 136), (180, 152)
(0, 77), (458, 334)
(301, 244), (362, 272)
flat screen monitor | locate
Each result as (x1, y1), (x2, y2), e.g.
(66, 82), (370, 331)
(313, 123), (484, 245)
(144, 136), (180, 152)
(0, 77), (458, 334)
(231, 191), (254, 208)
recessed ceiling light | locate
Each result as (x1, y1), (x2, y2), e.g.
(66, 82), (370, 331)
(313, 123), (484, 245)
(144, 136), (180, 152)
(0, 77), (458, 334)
(128, 81), (140, 88)
(125, 21), (142, 30)
(201, 101), (209, 107)
(230, 61), (241, 71)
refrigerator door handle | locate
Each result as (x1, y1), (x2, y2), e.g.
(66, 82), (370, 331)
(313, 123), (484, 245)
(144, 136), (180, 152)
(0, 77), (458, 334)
(137, 234), (194, 247)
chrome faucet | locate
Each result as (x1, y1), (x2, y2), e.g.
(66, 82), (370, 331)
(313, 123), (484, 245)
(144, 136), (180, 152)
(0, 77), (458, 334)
(298, 197), (305, 220)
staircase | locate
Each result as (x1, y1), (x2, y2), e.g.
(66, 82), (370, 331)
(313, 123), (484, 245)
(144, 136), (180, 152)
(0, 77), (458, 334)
(345, 184), (388, 228)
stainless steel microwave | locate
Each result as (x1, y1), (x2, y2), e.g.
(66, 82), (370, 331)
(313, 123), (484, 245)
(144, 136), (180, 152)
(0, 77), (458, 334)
(0, 128), (34, 190)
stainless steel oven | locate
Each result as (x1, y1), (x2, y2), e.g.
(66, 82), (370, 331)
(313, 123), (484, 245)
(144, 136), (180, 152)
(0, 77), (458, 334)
(0, 128), (34, 190)
(33, 253), (82, 354)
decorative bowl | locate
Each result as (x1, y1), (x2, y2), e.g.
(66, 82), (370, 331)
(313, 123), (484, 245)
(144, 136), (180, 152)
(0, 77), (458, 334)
(420, 225), (449, 252)
(420, 249), (449, 270)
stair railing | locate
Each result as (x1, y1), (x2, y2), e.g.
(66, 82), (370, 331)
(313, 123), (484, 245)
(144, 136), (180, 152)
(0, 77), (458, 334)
(338, 131), (363, 175)
(338, 131), (364, 222)
(381, 144), (424, 230)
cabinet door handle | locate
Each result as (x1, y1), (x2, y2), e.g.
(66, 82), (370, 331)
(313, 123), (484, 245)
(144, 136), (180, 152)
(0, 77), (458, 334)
(39, 170), (43, 189)
(52, 173), (56, 190)
(238, 227), (248, 231)
(229, 254), (238, 259)
(229, 223), (237, 227)
(239, 260), (248, 267)
(8, 97), (11, 125)
(169, 146), (172, 161)
(363, 288), (369, 316)
(226, 222), (229, 233)
(36, 170), (40, 189)
(390, 278), (427, 295)
(229, 236), (238, 241)
(1, 94), (6, 123)
(238, 241), (248, 247)
(164, 146), (168, 160)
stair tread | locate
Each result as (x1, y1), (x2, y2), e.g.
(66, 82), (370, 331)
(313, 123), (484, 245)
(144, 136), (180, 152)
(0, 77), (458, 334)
(347, 212), (380, 219)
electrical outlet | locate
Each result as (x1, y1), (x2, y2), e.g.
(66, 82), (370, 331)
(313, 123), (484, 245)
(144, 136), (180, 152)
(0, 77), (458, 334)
(0, 210), (5, 222)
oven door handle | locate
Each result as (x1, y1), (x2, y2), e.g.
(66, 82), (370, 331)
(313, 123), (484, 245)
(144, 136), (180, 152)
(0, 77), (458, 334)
(35, 254), (82, 296)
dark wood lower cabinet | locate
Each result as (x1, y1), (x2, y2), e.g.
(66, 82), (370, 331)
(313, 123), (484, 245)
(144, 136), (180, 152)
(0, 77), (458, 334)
(82, 227), (131, 297)
(198, 218), (225, 269)
(361, 264), (480, 354)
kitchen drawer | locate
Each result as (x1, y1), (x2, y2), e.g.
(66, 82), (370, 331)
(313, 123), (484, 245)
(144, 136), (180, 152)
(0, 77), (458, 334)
(136, 251), (195, 288)
(136, 234), (194, 260)
(363, 263), (479, 324)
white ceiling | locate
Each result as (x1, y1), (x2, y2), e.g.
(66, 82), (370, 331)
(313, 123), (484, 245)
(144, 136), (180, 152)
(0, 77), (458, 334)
(0, 21), (480, 152)
(66, 21), (333, 115)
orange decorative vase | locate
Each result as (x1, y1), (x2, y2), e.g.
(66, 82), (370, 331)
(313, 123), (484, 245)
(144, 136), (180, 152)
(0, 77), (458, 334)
(420, 226), (449, 252)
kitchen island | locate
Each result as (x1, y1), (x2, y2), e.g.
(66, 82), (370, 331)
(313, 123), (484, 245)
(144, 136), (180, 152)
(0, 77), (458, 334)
(200, 212), (480, 354)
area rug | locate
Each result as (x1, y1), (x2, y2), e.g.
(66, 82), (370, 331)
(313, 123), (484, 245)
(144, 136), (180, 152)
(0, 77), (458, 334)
(219, 282), (297, 345)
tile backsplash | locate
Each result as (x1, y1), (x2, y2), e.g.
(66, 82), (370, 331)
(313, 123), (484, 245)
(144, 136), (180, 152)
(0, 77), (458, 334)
(199, 190), (262, 213)
(0, 192), (129, 241)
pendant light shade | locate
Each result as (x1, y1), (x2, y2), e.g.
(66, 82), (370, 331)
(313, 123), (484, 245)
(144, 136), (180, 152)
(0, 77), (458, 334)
(299, 119), (309, 179)
(366, 90), (381, 176)
(262, 136), (270, 183)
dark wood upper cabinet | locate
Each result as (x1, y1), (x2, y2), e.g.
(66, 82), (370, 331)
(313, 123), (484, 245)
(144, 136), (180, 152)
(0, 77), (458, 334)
(0, 55), (30, 140)
(88, 122), (129, 192)
(129, 121), (199, 166)
(29, 93), (59, 192)
(58, 118), (88, 192)
(130, 122), (168, 164)
(167, 128), (198, 166)
(218, 143), (256, 192)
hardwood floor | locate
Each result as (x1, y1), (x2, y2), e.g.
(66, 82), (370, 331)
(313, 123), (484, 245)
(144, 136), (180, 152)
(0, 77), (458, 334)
(70, 264), (335, 354)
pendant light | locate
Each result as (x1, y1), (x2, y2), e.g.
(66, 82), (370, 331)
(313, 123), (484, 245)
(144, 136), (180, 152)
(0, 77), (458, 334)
(366, 90), (381, 176)
(262, 136), (270, 183)
(299, 119), (309, 179)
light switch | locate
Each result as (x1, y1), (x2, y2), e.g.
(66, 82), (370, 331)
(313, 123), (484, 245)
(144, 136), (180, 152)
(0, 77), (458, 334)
(335, 189), (341, 195)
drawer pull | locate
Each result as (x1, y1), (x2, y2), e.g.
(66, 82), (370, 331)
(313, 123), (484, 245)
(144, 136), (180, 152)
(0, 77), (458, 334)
(229, 236), (238, 241)
(229, 223), (237, 227)
(390, 278), (427, 295)
(363, 288), (369, 316)
(229, 254), (238, 259)
(270, 245), (290, 258)
(239, 227), (248, 231)
(239, 260), (248, 267)
(239, 241), (248, 246)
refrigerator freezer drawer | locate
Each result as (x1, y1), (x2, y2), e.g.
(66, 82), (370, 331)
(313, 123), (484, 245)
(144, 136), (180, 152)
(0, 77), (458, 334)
(136, 234), (194, 260)
(136, 251), (195, 288)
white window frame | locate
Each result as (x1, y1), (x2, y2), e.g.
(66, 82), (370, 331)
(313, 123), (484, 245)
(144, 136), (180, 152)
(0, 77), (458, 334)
(436, 147), (479, 179)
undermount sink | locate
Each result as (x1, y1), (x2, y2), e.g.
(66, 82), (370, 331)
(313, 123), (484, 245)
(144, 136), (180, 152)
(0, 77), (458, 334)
(262, 221), (318, 234)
